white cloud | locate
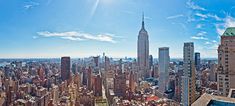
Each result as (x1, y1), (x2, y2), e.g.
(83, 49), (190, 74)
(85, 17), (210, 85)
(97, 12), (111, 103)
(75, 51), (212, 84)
(187, 15), (196, 22)
(37, 31), (117, 43)
(166, 14), (184, 19)
(195, 13), (207, 18)
(144, 16), (152, 20)
(186, 0), (206, 11)
(195, 13), (223, 21)
(24, 1), (39, 10)
(207, 14), (222, 21)
(191, 31), (208, 40)
(212, 40), (217, 43)
(197, 31), (207, 36)
(205, 41), (211, 45)
(191, 36), (208, 40)
(215, 16), (235, 35)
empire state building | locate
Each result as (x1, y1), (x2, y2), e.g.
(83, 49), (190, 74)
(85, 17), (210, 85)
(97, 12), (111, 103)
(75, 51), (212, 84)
(137, 14), (149, 75)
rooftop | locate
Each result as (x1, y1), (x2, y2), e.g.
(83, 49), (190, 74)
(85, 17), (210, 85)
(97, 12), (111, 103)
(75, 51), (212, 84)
(192, 93), (235, 106)
(222, 27), (235, 36)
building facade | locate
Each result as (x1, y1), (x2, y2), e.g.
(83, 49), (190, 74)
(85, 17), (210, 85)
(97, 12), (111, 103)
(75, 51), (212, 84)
(181, 42), (196, 105)
(217, 27), (235, 96)
(158, 47), (170, 93)
(137, 14), (149, 78)
(195, 52), (200, 71)
(61, 57), (71, 81)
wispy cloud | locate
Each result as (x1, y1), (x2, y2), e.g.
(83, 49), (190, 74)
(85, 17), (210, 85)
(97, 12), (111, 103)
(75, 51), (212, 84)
(24, 1), (39, 10)
(195, 13), (222, 21)
(191, 31), (208, 40)
(191, 36), (208, 40)
(144, 16), (152, 20)
(166, 14), (184, 20)
(37, 31), (118, 43)
(186, 0), (206, 11)
(197, 31), (207, 36)
(204, 40), (219, 50)
(195, 13), (207, 18)
(207, 14), (222, 21)
(205, 41), (211, 45)
(215, 16), (235, 35)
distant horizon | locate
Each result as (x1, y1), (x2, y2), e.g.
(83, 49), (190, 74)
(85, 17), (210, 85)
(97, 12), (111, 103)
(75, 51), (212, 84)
(0, 56), (217, 60)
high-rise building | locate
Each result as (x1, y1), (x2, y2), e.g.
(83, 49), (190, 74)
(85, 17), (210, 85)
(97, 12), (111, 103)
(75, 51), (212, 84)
(82, 67), (87, 86)
(94, 74), (102, 97)
(105, 56), (110, 71)
(87, 67), (92, 90)
(181, 42), (196, 105)
(72, 63), (77, 74)
(195, 52), (200, 71)
(129, 71), (135, 92)
(114, 72), (126, 97)
(93, 56), (99, 67)
(217, 27), (235, 96)
(158, 47), (170, 93)
(61, 57), (71, 81)
(149, 55), (153, 70)
(137, 13), (149, 78)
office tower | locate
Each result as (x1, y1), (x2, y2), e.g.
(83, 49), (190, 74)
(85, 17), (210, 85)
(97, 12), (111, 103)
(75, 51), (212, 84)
(87, 67), (92, 90)
(158, 47), (170, 93)
(129, 71), (135, 92)
(94, 74), (102, 97)
(119, 59), (122, 73)
(217, 27), (235, 96)
(137, 13), (149, 78)
(61, 57), (71, 81)
(195, 52), (200, 71)
(105, 56), (110, 71)
(82, 68), (88, 86)
(181, 42), (196, 105)
(114, 73), (126, 97)
(93, 56), (99, 67)
(149, 55), (153, 70)
(72, 63), (77, 74)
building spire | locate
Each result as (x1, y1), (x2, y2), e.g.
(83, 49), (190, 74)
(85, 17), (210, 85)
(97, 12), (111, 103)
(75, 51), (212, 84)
(142, 12), (145, 29)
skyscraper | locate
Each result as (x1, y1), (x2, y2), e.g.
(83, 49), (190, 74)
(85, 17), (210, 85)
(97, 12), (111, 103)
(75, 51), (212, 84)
(129, 71), (135, 92)
(195, 52), (200, 71)
(181, 42), (196, 105)
(149, 55), (153, 70)
(94, 74), (102, 97)
(93, 56), (99, 67)
(158, 47), (170, 93)
(61, 57), (71, 81)
(137, 13), (149, 78)
(217, 27), (235, 96)
(87, 67), (92, 90)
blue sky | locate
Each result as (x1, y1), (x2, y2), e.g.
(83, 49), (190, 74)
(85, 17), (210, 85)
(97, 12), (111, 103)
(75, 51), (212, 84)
(0, 0), (235, 58)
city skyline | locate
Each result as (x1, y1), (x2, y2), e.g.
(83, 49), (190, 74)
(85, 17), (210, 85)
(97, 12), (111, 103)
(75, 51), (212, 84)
(1, 0), (235, 58)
